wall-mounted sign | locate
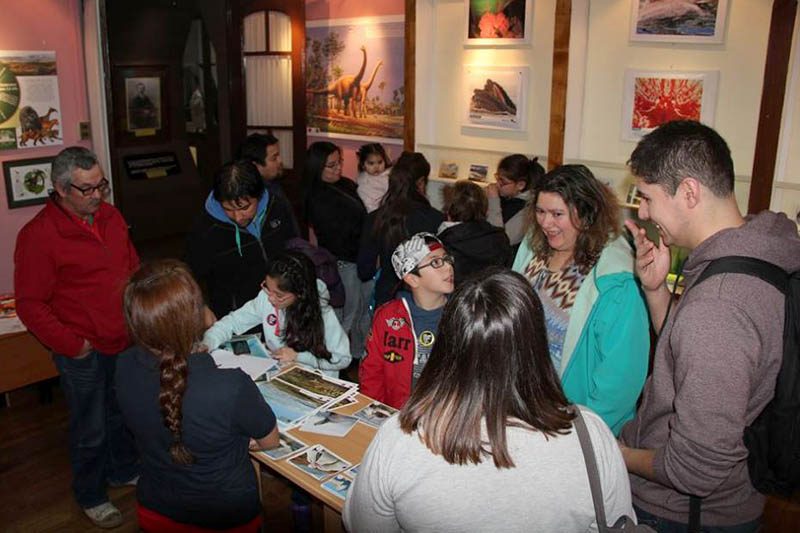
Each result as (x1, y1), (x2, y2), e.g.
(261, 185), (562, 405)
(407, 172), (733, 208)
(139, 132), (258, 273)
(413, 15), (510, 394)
(123, 152), (181, 179)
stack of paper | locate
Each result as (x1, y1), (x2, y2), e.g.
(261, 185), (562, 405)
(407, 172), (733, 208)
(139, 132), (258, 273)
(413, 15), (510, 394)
(210, 349), (278, 381)
(256, 366), (359, 431)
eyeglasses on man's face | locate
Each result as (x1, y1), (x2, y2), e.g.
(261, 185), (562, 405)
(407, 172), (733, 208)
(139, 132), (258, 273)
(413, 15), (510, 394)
(70, 178), (110, 197)
(415, 254), (455, 272)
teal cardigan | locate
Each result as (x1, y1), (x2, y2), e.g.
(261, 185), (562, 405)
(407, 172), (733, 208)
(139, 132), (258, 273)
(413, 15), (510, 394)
(513, 235), (649, 435)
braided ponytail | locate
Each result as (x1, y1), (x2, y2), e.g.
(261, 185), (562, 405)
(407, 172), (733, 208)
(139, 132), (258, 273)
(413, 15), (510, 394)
(124, 259), (206, 465)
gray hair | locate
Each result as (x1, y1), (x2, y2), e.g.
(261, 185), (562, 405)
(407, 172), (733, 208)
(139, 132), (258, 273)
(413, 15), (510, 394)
(51, 146), (99, 190)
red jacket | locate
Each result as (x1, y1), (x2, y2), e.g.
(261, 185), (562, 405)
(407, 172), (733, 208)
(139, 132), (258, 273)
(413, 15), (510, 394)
(359, 298), (416, 409)
(14, 199), (139, 357)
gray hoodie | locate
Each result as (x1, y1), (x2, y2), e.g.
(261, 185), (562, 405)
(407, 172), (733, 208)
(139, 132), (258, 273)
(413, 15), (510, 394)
(620, 211), (800, 526)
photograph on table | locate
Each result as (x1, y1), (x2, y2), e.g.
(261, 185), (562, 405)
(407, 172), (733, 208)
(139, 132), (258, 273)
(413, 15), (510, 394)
(346, 464), (360, 477)
(273, 366), (358, 403)
(463, 66), (528, 131)
(3, 156), (54, 209)
(353, 401), (398, 428)
(438, 161), (459, 179)
(621, 69), (719, 141)
(630, 0), (729, 44)
(321, 473), (354, 500)
(465, 0), (532, 46)
(287, 444), (351, 481)
(305, 15), (405, 144)
(300, 410), (360, 437)
(222, 333), (271, 358)
(258, 433), (308, 461)
(256, 379), (328, 430)
(329, 395), (358, 410)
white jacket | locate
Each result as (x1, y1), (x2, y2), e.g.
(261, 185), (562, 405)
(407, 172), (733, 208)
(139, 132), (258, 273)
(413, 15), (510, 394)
(203, 279), (351, 377)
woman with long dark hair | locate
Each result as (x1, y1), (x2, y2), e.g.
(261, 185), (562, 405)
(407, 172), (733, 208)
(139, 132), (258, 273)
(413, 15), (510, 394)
(343, 268), (634, 531)
(203, 250), (351, 377)
(358, 151), (443, 306)
(303, 141), (368, 359)
(116, 260), (279, 531)
(512, 164), (649, 435)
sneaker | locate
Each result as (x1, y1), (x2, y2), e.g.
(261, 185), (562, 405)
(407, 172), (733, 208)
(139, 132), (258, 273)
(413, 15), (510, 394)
(84, 502), (124, 529)
(109, 475), (139, 488)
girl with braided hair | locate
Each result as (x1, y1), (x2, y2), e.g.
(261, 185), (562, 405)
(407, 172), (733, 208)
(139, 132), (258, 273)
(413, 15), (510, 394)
(116, 259), (279, 531)
(203, 250), (351, 377)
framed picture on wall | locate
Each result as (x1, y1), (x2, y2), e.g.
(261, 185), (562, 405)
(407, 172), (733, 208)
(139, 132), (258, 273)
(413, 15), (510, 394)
(465, 0), (532, 46)
(463, 66), (528, 131)
(621, 69), (719, 141)
(3, 156), (54, 208)
(112, 65), (169, 145)
(630, 0), (729, 44)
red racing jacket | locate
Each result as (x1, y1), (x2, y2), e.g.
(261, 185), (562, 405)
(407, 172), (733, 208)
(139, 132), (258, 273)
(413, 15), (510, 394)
(359, 297), (416, 409)
(14, 199), (139, 357)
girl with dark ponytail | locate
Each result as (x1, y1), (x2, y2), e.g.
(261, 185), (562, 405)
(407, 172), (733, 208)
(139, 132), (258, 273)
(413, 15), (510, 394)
(486, 154), (545, 254)
(358, 151), (444, 307)
(117, 259), (278, 530)
(203, 251), (351, 377)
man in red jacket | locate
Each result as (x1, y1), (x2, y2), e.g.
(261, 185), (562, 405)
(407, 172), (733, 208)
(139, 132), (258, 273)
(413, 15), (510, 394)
(14, 146), (140, 529)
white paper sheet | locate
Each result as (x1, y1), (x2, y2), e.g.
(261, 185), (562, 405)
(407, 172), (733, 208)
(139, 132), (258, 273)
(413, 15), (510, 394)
(210, 349), (278, 380)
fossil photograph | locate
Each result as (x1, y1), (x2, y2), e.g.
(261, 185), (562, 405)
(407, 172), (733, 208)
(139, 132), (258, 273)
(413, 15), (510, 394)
(464, 66), (528, 131)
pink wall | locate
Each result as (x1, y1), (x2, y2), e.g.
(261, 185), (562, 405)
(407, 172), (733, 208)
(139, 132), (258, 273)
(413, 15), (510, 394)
(306, 0), (405, 180)
(0, 0), (91, 293)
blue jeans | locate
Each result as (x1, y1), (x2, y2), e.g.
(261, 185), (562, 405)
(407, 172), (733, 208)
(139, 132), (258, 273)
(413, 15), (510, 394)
(336, 260), (370, 359)
(54, 351), (139, 508)
(634, 505), (761, 533)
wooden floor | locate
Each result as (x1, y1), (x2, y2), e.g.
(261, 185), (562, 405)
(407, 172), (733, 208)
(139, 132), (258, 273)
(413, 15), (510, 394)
(1, 380), (799, 532)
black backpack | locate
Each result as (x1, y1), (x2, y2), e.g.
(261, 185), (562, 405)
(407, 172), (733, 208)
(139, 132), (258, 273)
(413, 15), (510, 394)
(693, 256), (800, 496)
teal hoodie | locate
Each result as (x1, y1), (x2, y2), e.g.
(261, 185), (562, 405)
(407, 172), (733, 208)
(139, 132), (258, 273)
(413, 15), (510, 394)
(513, 235), (649, 435)
(205, 191), (269, 256)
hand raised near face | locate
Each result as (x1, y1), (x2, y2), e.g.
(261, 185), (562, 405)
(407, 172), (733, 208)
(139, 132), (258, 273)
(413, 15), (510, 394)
(624, 219), (670, 292)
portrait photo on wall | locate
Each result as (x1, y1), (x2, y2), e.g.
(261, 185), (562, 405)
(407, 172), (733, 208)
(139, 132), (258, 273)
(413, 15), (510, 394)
(3, 156), (54, 209)
(463, 65), (528, 131)
(126, 77), (161, 132)
(621, 69), (719, 141)
(630, 0), (729, 44)
(465, 0), (532, 46)
(305, 15), (405, 144)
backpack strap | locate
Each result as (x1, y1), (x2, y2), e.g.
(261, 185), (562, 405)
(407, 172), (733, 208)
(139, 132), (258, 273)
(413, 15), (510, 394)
(694, 256), (788, 295)
(572, 407), (609, 530)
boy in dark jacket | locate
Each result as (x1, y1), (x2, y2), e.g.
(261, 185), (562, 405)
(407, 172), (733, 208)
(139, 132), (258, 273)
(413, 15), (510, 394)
(360, 233), (454, 408)
(438, 181), (511, 285)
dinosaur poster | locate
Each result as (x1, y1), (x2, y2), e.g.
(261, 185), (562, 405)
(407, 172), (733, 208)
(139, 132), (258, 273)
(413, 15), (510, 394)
(463, 66), (528, 131)
(305, 15), (404, 143)
(0, 51), (62, 150)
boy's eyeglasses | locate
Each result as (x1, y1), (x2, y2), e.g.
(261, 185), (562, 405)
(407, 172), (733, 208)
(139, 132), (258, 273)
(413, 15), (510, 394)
(415, 254), (455, 272)
(70, 178), (110, 197)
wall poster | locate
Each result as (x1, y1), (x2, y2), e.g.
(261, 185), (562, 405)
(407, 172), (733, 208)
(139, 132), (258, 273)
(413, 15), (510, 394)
(0, 51), (63, 150)
(305, 15), (405, 144)
(630, 0), (729, 44)
(465, 0), (532, 46)
(621, 69), (719, 141)
(463, 65), (528, 131)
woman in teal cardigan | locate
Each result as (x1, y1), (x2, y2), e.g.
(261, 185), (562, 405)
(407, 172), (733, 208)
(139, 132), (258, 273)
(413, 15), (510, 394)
(512, 165), (649, 435)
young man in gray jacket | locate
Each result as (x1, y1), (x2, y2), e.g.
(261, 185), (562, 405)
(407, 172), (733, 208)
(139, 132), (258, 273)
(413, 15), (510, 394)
(621, 120), (800, 531)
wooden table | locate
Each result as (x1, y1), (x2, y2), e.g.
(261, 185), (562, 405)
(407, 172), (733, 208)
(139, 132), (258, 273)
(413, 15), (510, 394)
(0, 328), (57, 396)
(251, 390), (380, 532)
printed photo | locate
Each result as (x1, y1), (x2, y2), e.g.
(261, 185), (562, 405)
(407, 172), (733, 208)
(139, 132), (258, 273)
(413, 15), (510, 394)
(438, 161), (459, 179)
(287, 445), (351, 481)
(468, 164), (490, 182)
(621, 69), (718, 141)
(126, 76), (161, 131)
(3, 156), (54, 209)
(321, 473), (354, 500)
(466, 0), (532, 45)
(353, 402), (398, 428)
(464, 66), (528, 131)
(258, 433), (308, 461)
(256, 379), (327, 430)
(630, 0), (729, 44)
(275, 366), (357, 402)
(300, 411), (359, 437)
